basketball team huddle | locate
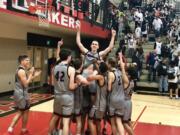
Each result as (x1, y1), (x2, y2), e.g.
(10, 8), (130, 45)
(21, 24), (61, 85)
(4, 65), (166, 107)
(8, 26), (136, 135)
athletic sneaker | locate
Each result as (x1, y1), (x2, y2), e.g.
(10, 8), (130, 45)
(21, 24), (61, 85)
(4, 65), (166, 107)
(21, 130), (31, 135)
(85, 130), (90, 135)
(7, 127), (14, 135)
(7, 131), (14, 135)
(175, 95), (179, 99)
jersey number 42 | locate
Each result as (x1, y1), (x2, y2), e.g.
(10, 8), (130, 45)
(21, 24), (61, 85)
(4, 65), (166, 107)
(55, 71), (65, 82)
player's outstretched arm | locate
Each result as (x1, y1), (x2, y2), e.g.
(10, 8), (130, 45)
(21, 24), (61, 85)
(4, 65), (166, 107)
(119, 53), (129, 89)
(99, 29), (116, 57)
(68, 66), (78, 90)
(56, 39), (63, 61)
(76, 25), (88, 54)
(76, 75), (90, 85)
(87, 74), (104, 86)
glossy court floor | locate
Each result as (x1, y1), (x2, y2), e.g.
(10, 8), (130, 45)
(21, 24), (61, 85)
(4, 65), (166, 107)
(1, 94), (180, 135)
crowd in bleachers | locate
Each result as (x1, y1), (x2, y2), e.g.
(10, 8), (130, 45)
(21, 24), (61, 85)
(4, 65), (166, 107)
(110, 0), (180, 99)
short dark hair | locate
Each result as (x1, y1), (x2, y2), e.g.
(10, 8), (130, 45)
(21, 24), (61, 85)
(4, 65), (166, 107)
(99, 62), (108, 74)
(59, 49), (71, 61)
(108, 57), (116, 68)
(18, 55), (29, 63)
(170, 60), (175, 67)
(127, 66), (137, 80)
(72, 58), (82, 70)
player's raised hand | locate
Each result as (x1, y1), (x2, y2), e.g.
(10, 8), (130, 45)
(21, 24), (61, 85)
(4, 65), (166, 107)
(76, 24), (81, 32)
(111, 29), (116, 37)
(119, 52), (125, 69)
(58, 39), (63, 48)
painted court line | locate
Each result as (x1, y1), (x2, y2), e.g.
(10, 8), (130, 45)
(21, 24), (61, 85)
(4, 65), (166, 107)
(133, 105), (147, 130)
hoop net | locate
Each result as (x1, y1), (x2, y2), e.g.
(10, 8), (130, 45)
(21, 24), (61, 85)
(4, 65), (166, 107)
(28, 0), (54, 28)
(36, 7), (50, 27)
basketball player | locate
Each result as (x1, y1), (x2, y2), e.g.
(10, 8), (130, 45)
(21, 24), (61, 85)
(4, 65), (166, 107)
(107, 56), (125, 135)
(87, 62), (108, 135)
(8, 55), (41, 135)
(72, 58), (90, 135)
(48, 49), (78, 135)
(80, 62), (97, 135)
(122, 65), (135, 135)
(76, 24), (116, 134)
(76, 25), (116, 64)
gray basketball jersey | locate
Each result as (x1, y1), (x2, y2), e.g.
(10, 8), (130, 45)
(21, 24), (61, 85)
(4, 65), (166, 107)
(14, 67), (28, 100)
(124, 81), (134, 100)
(74, 85), (83, 104)
(94, 75), (108, 112)
(84, 51), (100, 66)
(110, 69), (125, 104)
(74, 73), (83, 109)
(54, 63), (72, 95)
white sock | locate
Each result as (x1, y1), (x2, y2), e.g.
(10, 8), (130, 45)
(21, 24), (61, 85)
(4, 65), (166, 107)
(176, 95), (179, 98)
(59, 129), (62, 135)
(8, 127), (13, 132)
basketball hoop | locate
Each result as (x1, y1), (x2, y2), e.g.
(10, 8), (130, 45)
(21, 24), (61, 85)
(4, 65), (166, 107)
(27, 0), (54, 28)
(36, 7), (50, 28)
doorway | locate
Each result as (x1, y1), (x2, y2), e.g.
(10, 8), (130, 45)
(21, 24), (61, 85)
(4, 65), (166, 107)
(27, 47), (56, 88)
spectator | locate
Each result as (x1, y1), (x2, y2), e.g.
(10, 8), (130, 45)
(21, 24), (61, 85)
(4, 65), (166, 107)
(137, 46), (144, 75)
(141, 20), (148, 43)
(155, 7), (161, 17)
(154, 37), (162, 57)
(132, 46), (144, 80)
(169, 44), (176, 61)
(146, 51), (157, 81)
(177, 40), (180, 52)
(157, 58), (168, 94)
(128, 33), (136, 58)
(135, 23), (141, 43)
(175, 25), (180, 41)
(153, 16), (163, 37)
(134, 8), (140, 28)
(93, 0), (101, 21)
(118, 12), (125, 37)
(168, 25), (176, 41)
(161, 42), (170, 58)
(173, 51), (180, 67)
(138, 8), (144, 25)
(123, 19), (131, 34)
(118, 35), (126, 55)
(167, 61), (179, 99)
(161, 15), (168, 36)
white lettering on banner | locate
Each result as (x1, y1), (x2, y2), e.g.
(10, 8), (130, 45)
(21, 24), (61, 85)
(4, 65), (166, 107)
(69, 17), (75, 28)
(61, 14), (68, 27)
(0, 0), (7, 9)
(49, 12), (81, 29)
(7, 0), (81, 29)
(51, 12), (60, 24)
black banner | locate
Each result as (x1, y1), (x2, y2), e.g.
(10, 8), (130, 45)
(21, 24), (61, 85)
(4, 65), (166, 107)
(27, 33), (61, 48)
